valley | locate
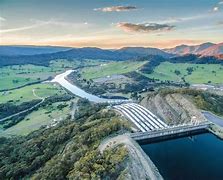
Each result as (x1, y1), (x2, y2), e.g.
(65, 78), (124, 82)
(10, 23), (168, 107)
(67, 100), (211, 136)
(142, 62), (223, 84)
(0, 45), (223, 180)
(1, 0), (223, 179)
(0, 0), (223, 180)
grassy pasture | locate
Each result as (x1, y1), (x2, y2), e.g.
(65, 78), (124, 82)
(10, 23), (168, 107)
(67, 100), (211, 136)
(0, 60), (78, 90)
(81, 60), (147, 80)
(0, 64), (58, 90)
(143, 62), (223, 84)
(0, 59), (107, 90)
(0, 101), (71, 136)
(0, 83), (66, 105)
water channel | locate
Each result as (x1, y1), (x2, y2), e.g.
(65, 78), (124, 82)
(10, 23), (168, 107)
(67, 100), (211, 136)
(51, 70), (129, 103)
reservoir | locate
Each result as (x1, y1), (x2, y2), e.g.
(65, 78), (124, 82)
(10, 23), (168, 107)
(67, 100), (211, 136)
(141, 133), (223, 180)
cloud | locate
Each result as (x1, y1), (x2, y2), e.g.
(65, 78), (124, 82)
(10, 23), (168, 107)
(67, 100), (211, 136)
(0, 17), (6, 28)
(159, 14), (210, 24)
(211, 1), (223, 12)
(0, 16), (6, 21)
(213, 6), (219, 12)
(94, 6), (137, 12)
(116, 22), (175, 33)
(0, 19), (89, 34)
(0, 21), (50, 33)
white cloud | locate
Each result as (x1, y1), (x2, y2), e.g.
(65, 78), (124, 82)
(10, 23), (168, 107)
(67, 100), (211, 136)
(117, 22), (175, 33)
(0, 17), (6, 21)
(0, 21), (49, 33)
(146, 14), (213, 26)
(94, 6), (137, 12)
(0, 19), (89, 34)
(213, 6), (219, 12)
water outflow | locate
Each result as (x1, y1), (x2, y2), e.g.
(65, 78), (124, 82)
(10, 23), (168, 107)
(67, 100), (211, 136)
(51, 70), (129, 103)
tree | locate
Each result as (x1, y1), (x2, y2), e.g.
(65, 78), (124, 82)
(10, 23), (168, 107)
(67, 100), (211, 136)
(174, 70), (181, 76)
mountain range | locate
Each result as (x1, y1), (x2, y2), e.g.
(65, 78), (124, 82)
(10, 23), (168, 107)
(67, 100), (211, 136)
(0, 42), (222, 67)
(0, 45), (71, 56)
(164, 42), (223, 57)
(0, 42), (222, 58)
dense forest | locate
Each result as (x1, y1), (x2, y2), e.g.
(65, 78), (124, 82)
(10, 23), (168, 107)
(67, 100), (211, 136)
(0, 99), (131, 179)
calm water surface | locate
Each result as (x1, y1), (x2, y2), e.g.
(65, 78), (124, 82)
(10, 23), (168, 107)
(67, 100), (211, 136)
(141, 133), (223, 180)
(51, 70), (129, 103)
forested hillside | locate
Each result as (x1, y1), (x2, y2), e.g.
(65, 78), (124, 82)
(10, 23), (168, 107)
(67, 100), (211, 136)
(0, 99), (131, 179)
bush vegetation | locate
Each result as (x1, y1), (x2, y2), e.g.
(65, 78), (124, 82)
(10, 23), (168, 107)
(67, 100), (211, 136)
(0, 100), (130, 179)
(159, 88), (223, 116)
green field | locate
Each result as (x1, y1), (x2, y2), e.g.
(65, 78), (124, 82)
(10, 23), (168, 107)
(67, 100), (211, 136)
(0, 59), (107, 90)
(143, 62), (223, 84)
(0, 101), (72, 136)
(0, 83), (66, 105)
(81, 60), (147, 79)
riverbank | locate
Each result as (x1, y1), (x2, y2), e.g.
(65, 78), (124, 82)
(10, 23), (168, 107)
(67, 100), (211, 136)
(209, 124), (223, 139)
(51, 70), (130, 104)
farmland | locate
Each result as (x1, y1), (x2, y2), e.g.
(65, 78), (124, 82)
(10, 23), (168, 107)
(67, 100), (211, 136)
(0, 59), (103, 91)
(0, 83), (66, 105)
(80, 60), (147, 80)
(142, 62), (223, 84)
(0, 101), (72, 136)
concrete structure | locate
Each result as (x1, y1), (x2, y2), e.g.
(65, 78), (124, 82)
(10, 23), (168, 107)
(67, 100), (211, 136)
(130, 122), (211, 143)
(114, 103), (212, 143)
(114, 103), (168, 132)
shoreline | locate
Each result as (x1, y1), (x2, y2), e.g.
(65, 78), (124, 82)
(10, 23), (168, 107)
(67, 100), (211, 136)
(51, 69), (130, 104)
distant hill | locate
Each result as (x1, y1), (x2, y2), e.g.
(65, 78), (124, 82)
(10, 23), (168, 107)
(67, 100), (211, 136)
(164, 42), (223, 57)
(199, 43), (223, 57)
(0, 45), (222, 67)
(0, 45), (71, 56)
(164, 43), (215, 55)
(117, 47), (172, 58)
(0, 47), (171, 67)
(53, 47), (137, 60)
(216, 54), (223, 60)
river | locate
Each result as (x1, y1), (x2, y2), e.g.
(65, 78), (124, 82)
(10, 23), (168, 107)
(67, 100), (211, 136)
(51, 70), (129, 103)
(141, 133), (223, 180)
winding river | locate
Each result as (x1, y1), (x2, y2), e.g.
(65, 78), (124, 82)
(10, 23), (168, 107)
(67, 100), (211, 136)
(51, 70), (129, 103)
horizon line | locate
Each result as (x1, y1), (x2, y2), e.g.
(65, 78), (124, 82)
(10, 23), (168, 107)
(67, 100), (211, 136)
(0, 41), (221, 50)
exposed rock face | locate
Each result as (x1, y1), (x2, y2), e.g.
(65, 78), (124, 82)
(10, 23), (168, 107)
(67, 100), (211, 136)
(141, 93), (206, 125)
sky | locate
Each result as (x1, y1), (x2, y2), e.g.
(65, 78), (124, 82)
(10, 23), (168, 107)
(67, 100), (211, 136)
(0, 0), (223, 49)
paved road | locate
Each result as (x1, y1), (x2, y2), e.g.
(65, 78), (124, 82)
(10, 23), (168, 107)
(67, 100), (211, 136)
(202, 111), (223, 127)
(0, 89), (45, 122)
